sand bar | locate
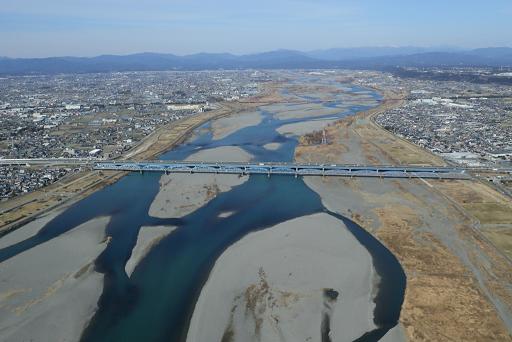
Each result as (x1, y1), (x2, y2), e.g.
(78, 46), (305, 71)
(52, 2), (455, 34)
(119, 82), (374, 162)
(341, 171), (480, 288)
(186, 213), (377, 342)
(125, 225), (177, 277)
(149, 146), (252, 219)
(273, 104), (343, 120)
(0, 216), (110, 342)
(263, 142), (282, 151)
(277, 118), (338, 137)
(0, 210), (62, 249)
(211, 110), (263, 140)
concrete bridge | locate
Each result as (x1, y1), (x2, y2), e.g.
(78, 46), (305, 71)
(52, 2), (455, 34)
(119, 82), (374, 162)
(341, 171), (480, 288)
(93, 161), (474, 180)
(2, 158), (510, 180)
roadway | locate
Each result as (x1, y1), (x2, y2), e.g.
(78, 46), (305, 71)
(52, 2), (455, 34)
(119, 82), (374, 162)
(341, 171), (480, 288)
(2, 158), (511, 180)
(0, 158), (95, 166)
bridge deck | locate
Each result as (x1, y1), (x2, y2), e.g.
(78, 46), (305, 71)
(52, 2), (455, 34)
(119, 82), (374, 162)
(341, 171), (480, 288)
(93, 161), (472, 180)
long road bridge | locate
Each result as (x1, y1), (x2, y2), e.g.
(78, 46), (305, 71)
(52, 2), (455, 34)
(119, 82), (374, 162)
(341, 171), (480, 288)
(2, 158), (511, 180)
(94, 161), (476, 179)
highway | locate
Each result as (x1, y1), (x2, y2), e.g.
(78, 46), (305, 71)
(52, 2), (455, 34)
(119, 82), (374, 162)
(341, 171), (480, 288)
(0, 158), (96, 166)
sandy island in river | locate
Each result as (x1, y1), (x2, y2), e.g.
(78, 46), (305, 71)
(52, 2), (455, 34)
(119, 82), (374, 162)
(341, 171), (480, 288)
(125, 225), (177, 277)
(149, 146), (253, 219)
(269, 103), (343, 120)
(277, 118), (338, 137)
(186, 213), (378, 342)
(211, 110), (263, 140)
(263, 142), (282, 151)
(0, 215), (110, 342)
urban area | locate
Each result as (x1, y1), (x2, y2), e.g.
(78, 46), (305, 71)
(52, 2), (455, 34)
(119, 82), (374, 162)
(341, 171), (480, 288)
(374, 72), (512, 168)
(355, 68), (512, 195)
(2, 68), (511, 199)
(0, 71), (268, 198)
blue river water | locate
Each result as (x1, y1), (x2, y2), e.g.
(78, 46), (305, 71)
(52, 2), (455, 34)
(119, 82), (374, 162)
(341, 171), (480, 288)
(0, 79), (405, 341)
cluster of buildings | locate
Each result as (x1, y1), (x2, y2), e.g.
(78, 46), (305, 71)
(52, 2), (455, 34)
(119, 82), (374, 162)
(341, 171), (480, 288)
(355, 71), (512, 168)
(0, 70), (268, 199)
(0, 166), (72, 199)
(376, 81), (512, 166)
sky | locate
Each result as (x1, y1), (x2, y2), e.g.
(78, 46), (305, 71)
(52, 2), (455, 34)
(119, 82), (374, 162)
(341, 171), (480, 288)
(1, 0), (511, 58)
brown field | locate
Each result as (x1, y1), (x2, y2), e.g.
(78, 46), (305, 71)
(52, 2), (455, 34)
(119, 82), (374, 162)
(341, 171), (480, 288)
(482, 228), (512, 260)
(375, 204), (510, 341)
(295, 85), (512, 341)
(432, 180), (512, 260)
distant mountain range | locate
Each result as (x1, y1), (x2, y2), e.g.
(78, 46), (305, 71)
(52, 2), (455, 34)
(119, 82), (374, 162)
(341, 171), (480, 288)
(1, 47), (512, 75)
(305, 46), (465, 60)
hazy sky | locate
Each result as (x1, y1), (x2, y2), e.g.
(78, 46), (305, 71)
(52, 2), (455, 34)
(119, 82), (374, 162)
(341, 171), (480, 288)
(1, 0), (511, 57)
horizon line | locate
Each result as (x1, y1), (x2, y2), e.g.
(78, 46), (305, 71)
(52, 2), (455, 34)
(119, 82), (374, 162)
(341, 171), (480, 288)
(2, 45), (511, 60)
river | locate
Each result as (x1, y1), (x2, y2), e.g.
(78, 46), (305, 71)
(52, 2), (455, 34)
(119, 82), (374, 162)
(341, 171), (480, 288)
(0, 74), (405, 342)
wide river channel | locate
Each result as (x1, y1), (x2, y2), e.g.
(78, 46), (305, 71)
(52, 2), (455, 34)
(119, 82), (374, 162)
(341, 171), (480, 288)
(0, 75), (405, 341)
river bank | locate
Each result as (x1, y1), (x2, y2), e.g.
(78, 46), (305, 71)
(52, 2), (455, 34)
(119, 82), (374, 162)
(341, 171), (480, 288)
(295, 85), (512, 340)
